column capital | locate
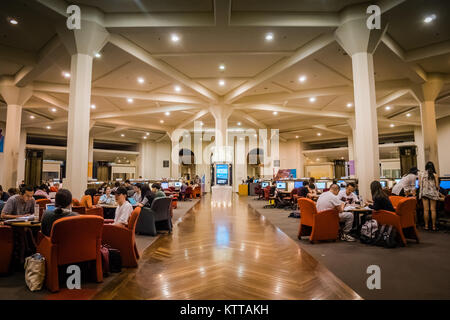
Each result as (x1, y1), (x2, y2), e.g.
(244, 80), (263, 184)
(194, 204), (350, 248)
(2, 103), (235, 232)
(57, 8), (109, 57)
(335, 11), (387, 56)
(209, 104), (233, 121)
(411, 74), (444, 102)
(0, 79), (33, 106)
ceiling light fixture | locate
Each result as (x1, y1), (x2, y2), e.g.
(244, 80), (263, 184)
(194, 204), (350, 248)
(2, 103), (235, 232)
(406, 113), (411, 117)
(165, 111), (170, 116)
(218, 79), (225, 86)
(46, 126), (51, 130)
(137, 77), (144, 84)
(424, 14), (436, 24)
(94, 53), (101, 58)
(121, 134), (125, 137)
(127, 98), (133, 103)
(317, 132), (322, 136)
(309, 97), (316, 103)
(346, 102), (353, 107)
(219, 64), (226, 71)
(237, 122), (241, 126)
(385, 105), (391, 111)
(8, 18), (18, 25)
(30, 115), (35, 119)
(143, 136), (147, 139)
(174, 85), (181, 92)
(265, 32), (274, 41)
(295, 135), (299, 139)
(91, 104), (96, 109)
(146, 132), (150, 136)
(390, 124), (395, 128)
(62, 71), (70, 78)
(298, 75), (307, 83)
(171, 34), (180, 42)
(160, 120), (164, 123)
(50, 108), (57, 112)
(273, 111), (278, 115)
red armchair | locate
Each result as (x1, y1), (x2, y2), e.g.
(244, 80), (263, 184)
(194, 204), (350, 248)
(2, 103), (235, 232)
(36, 215), (104, 292)
(101, 207), (141, 267)
(36, 198), (51, 208)
(373, 197), (419, 246)
(193, 186), (201, 198)
(73, 195), (104, 217)
(298, 198), (340, 243)
(389, 195), (405, 210)
(0, 225), (13, 274)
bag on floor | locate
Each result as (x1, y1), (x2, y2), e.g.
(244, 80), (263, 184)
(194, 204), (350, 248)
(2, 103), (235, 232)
(374, 224), (398, 248)
(102, 244), (122, 273)
(100, 245), (110, 275)
(360, 219), (378, 245)
(288, 211), (300, 218)
(24, 253), (45, 291)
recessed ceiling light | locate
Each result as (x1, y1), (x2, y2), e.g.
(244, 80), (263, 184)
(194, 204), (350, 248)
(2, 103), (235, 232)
(317, 132), (322, 136)
(51, 108), (57, 112)
(406, 113), (411, 117)
(237, 122), (241, 126)
(94, 53), (101, 58)
(121, 134), (125, 137)
(62, 71), (70, 78)
(309, 97), (316, 103)
(219, 64), (226, 71)
(265, 32), (274, 41)
(143, 136), (147, 139)
(137, 77), (144, 84)
(174, 85), (181, 92)
(254, 134), (257, 137)
(160, 120), (164, 123)
(295, 135), (299, 139)
(385, 105), (391, 111)
(390, 124), (395, 128)
(146, 132), (150, 136)
(316, 158), (320, 162)
(346, 102), (353, 108)
(30, 115), (35, 119)
(424, 14), (436, 24)
(127, 98), (133, 103)
(165, 111), (170, 116)
(218, 80), (225, 86)
(91, 104), (96, 109)
(46, 126), (51, 130)
(8, 18), (18, 25)
(273, 111), (278, 115)
(171, 34), (180, 42)
(298, 75), (307, 83)
(200, 121), (203, 126)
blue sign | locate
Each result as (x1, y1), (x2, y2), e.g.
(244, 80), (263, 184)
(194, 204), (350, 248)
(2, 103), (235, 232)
(216, 164), (229, 185)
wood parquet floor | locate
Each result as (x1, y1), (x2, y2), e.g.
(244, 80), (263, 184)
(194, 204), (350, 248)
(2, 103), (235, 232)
(93, 194), (361, 300)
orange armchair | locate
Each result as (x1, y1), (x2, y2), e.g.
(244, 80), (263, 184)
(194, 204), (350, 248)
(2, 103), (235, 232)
(0, 225), (13, 274)
(72, 198), (80, 206)
(73, 195), (104, 217)
(36, 215), (104, 292)
(373, 197), (419, 246)
(36, 198), (51, 208)
(193, 186), (201, 198)
(389, 195), (405, 210)
(298, 198), (340, 243)
(93, 195), (100, 205)
(101, 207), (141, 267)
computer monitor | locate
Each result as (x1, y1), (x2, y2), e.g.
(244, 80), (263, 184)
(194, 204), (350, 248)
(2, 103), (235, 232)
(161, 182), (169, 190)
(294, 181), (303, 189)
(168, 182), (174, 187)
(261, 182), (269, 188)
(253, 179), (259, 183)
(415, 179), (419, 189)
(395, 179), (401, 184)
(45, 204), (55, 211)
(380, 181), (387, 188)
(128, 197), (137, 205)
(337, 180), (344, 185)
(174, 182), (182, 188)
(316, 182), (326, 190)
(440, 180), (450, 189)
(276, 182), (287, 190)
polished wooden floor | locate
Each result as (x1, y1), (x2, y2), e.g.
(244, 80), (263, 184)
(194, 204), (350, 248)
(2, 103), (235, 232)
(94, 194), (361, 300)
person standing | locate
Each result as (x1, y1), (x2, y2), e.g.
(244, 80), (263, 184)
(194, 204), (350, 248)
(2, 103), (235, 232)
(419, 162), (440, 231)
(392, 167), (418, 196)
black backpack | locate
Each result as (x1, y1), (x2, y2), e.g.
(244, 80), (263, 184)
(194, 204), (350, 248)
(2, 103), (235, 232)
(360, 219), (378, 245)
(374, 224), (398, 248)
(101, 244), (122, 273)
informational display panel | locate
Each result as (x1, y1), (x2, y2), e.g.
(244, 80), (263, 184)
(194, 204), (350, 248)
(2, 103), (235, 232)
(216, 164), (229, 185)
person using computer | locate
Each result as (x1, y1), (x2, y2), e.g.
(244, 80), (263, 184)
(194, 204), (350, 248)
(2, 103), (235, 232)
(308, 177), (318, 196)
(270, 181), (277, 197)
(114, 187), (134, 227)
(41, 189), (79, 237)
(132, 183), (142, 203)
(366, 181), (395, 212)
(392, 167), (418, 197)
(338, 182), (358, 205)
(418, 161), (440, 231)
(297, 181), (313, 199)
(316, 184), (356, 242)
(99, 186), (115, 205)
(1, 185), (36, 220)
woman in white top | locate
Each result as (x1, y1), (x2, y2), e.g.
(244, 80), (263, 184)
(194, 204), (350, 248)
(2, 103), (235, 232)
(392, 167), (418, 196)
(419, 162), (440, 231)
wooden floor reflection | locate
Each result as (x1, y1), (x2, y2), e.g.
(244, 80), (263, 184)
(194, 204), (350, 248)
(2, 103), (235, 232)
(94, 194), (361, 300)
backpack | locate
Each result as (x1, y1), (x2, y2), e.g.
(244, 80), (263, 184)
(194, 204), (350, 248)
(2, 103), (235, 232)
(100, 245), (122, 274)
(374, 224), (398, 248)
(360, 219), (378, 245)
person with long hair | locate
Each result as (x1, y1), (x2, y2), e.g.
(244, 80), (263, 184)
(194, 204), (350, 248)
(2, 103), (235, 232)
(419, 161), (440, 231)
(367, 181), (395, 212)
(41, 189), (78, 237)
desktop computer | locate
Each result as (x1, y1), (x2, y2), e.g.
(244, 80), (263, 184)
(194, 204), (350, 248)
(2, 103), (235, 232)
(276, 182), (287, 190)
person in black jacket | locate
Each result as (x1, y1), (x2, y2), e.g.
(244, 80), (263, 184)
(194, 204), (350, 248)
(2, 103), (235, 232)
(41, 189), (78, 237)
(367, 181), (395, 212)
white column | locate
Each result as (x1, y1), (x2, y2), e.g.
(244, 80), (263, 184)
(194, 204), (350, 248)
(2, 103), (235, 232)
(65, 53), (93, 198)
(414, 127), (425, 172)
(171, 135), (180, 179)
(347, 135), (354, 162)
(209, 105), (232, 163)
(0, 82), (32, 188)
(17, 129), (27, 184)
(88, 136), (94, 179)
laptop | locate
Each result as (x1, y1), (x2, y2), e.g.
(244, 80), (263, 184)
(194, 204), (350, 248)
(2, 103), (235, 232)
(46, 204), (56, 211)
(128, 197), (137, 205)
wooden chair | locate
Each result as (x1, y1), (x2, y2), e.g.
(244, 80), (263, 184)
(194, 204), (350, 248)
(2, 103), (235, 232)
(102, 207), (141, 267)
(37, 215), (104, 292)
(298, 198), (340, 243)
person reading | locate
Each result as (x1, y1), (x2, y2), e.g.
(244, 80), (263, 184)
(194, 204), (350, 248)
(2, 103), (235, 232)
(1, 185), (36, 220)
(338, 182), (358, 205)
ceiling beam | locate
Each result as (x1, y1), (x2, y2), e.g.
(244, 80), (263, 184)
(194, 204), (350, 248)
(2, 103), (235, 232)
(232, 110), (267, 129)
(32, 92), (68, 111)
(36, 0), (68, 17)
(236, 104), (352, 119)
(406, 40), (450, 62)
(151, 51), (293, 58)
(312, 125), (349, 136)
(376, 0), (407, 13)
(22, 117), (67, 129)
(376, 89), (411, 108)
(98, 119), (172, 133)
(224, 33), (335, 103)
(175, 109), (209, 130)
(230, 12), (340, 27)
(0, 44), (36, 66)
(108, 33), (219, 103)
(91, 105), (199, 120)
(103, 13), (214, 28)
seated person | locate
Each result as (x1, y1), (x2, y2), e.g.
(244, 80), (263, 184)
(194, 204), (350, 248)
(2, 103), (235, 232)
(49, 182), (60, 192)
(366, 181), (395, 212)
(111, 181), (121, 193)
(132, 183), (142, 203)
(269, 181), (277, 197)
(41, 189), (79, 237)
(1, 185), (36, 219)
(338, 182), (359, 205)
(7, 187), (18, 196)
(308, 177), (318, 197)
(80, 189), (94, 208)
(34, 184), (50, 199)
(180, 181), (188, 195)
(0, 185), (10, 202)
(297, 181), (313, 199)
(153, 183), (166, 199)
(316, 184), (355, 242)
(113, 187), (134, 227)
(99, 186), (115, 205)
(124, 179), (133, 191)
